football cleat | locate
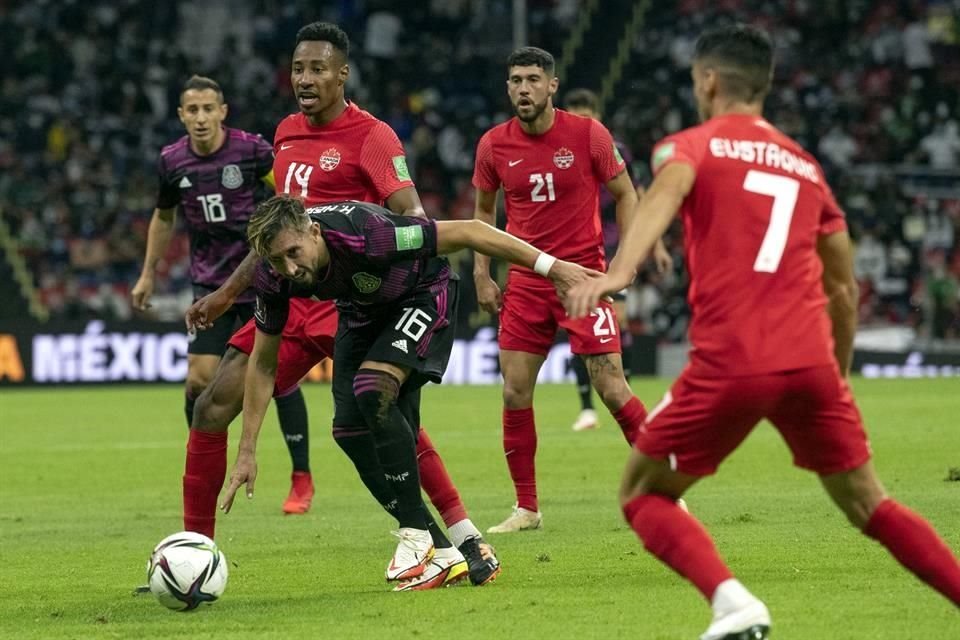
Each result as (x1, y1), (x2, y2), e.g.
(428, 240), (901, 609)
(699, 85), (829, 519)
(457, 536), (501, 586)
(282, 471), (314, 515)
(487, 504), (542, 534)
(700, 600), (770, 640)
(392, 546), (469, 591)
(571, 408), (600, 431)
(677, 497), (689, 513)
(385, 528), (435, 581)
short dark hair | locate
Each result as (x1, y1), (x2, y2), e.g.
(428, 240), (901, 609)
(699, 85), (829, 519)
(565, 88), (599, 113)
(295, 22), (350, 59)
(506, 46), (555, 74)
(180, 75), (223, 102)
(693, 24), (774, 102)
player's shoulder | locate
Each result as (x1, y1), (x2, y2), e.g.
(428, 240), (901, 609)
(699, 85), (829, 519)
(275, 112), (307, 139)
(558, 109), (601, 134)
(307, 200), (388, 223)
(226, 126), (266, 144)
(159, 135), (190, 161)
(482, 118), (516, 144)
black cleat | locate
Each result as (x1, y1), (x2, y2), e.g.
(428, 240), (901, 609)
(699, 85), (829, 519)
(720, 625), (769, 640)
(457, 536), (501, 586)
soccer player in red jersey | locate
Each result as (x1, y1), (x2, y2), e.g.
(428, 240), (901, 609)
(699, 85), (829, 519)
(182, 23), (500, 586)
(566, 25), (960, 639)
(132, 75), (312, 512)
(472, 47), (657, 533)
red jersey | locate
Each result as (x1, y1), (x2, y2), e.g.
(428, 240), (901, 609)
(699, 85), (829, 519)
(652, 113), (847, 377)
(273, 102), (413, 207)
(472, 109), (626, 277)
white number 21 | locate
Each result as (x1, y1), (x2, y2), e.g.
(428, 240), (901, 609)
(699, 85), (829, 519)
(744, 170), (799, 273)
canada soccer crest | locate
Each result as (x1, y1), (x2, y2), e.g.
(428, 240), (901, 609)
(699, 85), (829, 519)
(553, 147), (575, 169)
(221, 164), (243, 189)
(319, 148), (341, 171)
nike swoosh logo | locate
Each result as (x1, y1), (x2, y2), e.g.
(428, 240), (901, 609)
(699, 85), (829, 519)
(508, 159), (523, 167)
(599, 337), (614, 344)
(280, 143), (293, 150)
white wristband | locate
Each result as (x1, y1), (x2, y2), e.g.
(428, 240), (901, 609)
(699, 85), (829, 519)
(533, 252), (557, 277)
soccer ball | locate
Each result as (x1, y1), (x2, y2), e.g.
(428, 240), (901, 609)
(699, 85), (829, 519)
(146, 531), (228, 611)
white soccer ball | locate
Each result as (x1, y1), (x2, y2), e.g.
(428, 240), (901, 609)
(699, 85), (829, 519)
(146, 531), (228, 611)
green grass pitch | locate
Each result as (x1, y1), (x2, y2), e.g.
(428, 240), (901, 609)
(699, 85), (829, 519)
(1, 378), (957, 639)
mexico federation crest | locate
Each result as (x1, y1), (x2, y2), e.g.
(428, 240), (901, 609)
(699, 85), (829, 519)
(319, 148), (341, 171)
(352, 272), (381, 294)
(553, 147), (575, 170)
(221, 164), (243, 189)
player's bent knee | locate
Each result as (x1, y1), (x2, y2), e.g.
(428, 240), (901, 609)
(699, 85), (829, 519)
(353, 369), (401, 430)
(502, 383), (534, 409)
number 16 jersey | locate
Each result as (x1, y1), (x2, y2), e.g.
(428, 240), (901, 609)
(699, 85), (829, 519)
(652, 113), (848, 377)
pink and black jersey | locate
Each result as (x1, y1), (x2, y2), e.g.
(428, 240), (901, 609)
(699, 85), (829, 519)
(156, 127), (274, 301)
(472, 109), (626, 277)
(253, 202), (449, 334)
(273, 102), (413, 207)
(651, 113), (847, 377)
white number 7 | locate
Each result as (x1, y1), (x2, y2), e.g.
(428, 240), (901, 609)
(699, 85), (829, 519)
(744, 170), (799, 273)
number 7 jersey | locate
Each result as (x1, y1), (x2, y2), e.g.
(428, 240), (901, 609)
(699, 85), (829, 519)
(472, 110), (626, 275)
(652, 113), (848, 377)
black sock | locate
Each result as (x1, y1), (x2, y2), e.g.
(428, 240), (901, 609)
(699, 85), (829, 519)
(333, 425), (401, 514)
(354, 369), (427, 530)
(425, 509), (452, 549)
(570, 355), (594, 410)
(275, 387), (310, 473)
(184, 392), (197, 427)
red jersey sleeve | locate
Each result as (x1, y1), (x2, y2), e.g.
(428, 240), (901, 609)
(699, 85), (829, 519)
(589, 119), (626, 184)
(818, 179), (848, 236)
(471, 132), (500, 192)
(359, 121), (414, 201)
(650, 129), (705, 176)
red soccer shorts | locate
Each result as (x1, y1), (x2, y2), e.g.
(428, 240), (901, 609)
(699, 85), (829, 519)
(498, 274), (621, 356)
(634, 364), (872, 476)
(228, 298), (338, 396)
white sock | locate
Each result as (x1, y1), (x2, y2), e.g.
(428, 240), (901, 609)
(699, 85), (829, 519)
(448, 518), (482, 547)
(711, 579), (757, 617)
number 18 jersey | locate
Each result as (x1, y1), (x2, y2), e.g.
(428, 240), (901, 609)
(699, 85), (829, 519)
(652, 113), (848, 377)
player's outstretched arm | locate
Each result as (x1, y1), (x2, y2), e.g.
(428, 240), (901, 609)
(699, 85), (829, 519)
(564, 162), (694, 318)
(131, 207), (176, 310)
(471, 188), (503, 313)
(385, 186), (427, 219)
(221, 329), (281, 513)
(436, 219), (598, 296)
(185, 250), (260, 331)
(817, 230), (859, 377)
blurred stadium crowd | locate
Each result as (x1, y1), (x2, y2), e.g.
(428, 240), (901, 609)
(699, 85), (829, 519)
(0, 0), (957, 340)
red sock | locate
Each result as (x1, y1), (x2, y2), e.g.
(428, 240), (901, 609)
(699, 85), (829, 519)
(416, 427), (468, 528)
(612, 396), (647, 444)
(503, 407), (538, 512)
(864, 498), (960, 606)
(183, 429), (228, 539)
(624, 494), (733, 601)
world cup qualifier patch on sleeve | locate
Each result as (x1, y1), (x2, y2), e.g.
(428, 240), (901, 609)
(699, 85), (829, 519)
(613, 144), (624, 164)
(393, 156), (411, 181)
(395, 225), (424, 251)
(651, 142), (675, 171)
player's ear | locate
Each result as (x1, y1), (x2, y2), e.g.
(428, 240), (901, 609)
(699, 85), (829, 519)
(338, 63), (349, 86)
(220, 102), (229, 119)
(548, 76), (559, 96)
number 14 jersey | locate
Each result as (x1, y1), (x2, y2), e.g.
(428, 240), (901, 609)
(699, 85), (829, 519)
(652, 113), (848, 377)
(472, 109), (626, 276)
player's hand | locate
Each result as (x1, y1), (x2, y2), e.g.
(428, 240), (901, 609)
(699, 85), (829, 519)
(652, 242), (673, 274)
(547, 260), (603, 299)
(564, 274), (624, 319)
(474, 274), (503, 314)
(131, 274), (154, 311)
(220, 451), (258, 514)
(186, 289), (235, 331)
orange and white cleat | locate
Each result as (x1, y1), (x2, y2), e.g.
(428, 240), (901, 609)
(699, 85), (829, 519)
(393, 547), (469, 591)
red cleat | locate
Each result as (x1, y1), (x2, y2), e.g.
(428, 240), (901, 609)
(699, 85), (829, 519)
(282, 471), (314, 514)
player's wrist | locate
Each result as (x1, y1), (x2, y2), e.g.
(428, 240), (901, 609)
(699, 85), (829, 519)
(534, 252), (557, 277)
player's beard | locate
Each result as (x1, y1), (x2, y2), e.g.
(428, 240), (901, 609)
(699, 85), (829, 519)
(514, 97), (549, 123)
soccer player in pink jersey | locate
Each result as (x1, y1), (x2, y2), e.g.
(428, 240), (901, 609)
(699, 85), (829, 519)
(566, 24), (960, 639)
(472, 47), (664, 533)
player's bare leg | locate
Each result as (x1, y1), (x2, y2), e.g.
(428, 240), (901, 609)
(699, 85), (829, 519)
(184, 353), (220, 426)
(569, 355), (600, 431)
(582, 352), (648, 445)
(620, 450), (770, 640)
(820, 461), (960, 606)
(488, 350), (545, 534)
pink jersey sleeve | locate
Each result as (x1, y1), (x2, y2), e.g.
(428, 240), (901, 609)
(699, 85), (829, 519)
(589, 119), (627, 184)
(471, 132), (500, 192)
(650, 129), (705, 176)
(360, 121), (415, 201)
